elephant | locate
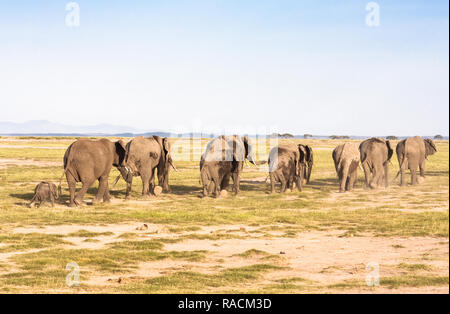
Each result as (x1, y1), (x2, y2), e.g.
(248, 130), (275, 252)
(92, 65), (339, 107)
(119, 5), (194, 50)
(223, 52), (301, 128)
(200, 135), (257, 197)
(115, 136), (176, 199)
(299, 144), (313, 184)
(29, 182), (60, 208)
(359, 138), (394, 189)
(332, 143), (360, 192)
(60, 138), (127, 207)
(268, 144), (306, 193)
(395, 136), (437, 186)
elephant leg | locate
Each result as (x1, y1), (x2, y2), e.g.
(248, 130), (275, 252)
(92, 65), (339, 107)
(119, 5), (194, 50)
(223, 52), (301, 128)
(212, 176), (221, 197)
(102, 175), (111, 203)
(140, 173), (151, 196)
(163, 176), (171, 193)
(400, 168), (406, 186)
(296, 173), (303, 192)
(67, 174), (77, 207)
(75, 178), (95, 205)
(269, 173), (276, 193)
(279, 174), (287, 193)
(208, 181), (215, 194)
(221, 173), (231, 191)
(93, 175), (108, 204)
(125, 177), (133, 199)
(419, 161), (425, 178)
(347, 169), (357, 191)
(307, 165), (312, 183)
(148, 168), (156, 195)
(232, 173), (240, 194)
(369, 167), (378, 189)
(202, 179), (211, 197)
(287, 176), (293, 191)
(410, 168), (418, 185)
(340, 164), (349, 193)
(157, 172), (170, 193)
(50, 194), (55, 207)
(362, 163), (371, 188)
(38, 199), (46, 208)
(352, 167), (358, 189)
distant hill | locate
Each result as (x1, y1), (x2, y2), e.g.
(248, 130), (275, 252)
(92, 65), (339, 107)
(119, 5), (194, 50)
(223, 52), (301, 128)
(0, 120), (144, 135)
(0, 120), (447, 140)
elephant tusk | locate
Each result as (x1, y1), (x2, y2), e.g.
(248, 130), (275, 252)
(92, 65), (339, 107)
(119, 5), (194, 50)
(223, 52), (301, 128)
(113, 175), (121, 186)
(169, 161), (178, 172)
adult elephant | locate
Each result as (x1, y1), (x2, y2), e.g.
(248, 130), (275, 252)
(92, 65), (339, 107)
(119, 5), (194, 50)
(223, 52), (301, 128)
(116, 136), (176, 199)
(332, 143), (360, 192)
(359, 138), (393, 189)
(268, 144), (306, 193)
(299, 144), (313, 184)
(60, 138), (127, 207)
(395, 136), (437, 186)
(200, 135), (257, 197)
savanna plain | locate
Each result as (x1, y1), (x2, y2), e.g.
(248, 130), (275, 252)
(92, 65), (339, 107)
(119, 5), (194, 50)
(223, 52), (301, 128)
(0, 137), (448, 294)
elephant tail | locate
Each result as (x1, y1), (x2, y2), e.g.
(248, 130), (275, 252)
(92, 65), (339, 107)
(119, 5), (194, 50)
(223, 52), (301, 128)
(58, 143), (74, 196)
(394, 150), (407, 181)
(360, 151), (368, 165)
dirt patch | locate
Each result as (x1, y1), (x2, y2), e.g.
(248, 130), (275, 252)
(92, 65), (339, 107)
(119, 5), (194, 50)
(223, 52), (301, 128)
(77, 228), (449, 293)
(0, 158), (60, 169)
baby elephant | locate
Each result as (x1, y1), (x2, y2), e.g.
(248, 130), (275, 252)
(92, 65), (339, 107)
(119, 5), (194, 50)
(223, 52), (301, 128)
(29, 182), (60, 208)
(332, 143), (360, 193)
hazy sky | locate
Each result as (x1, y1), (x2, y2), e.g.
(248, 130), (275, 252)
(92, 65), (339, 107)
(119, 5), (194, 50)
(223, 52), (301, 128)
(0, 0), (448, 135)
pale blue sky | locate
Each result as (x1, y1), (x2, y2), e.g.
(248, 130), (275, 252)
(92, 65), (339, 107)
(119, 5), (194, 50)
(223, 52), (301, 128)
(0, 0), (448, 135)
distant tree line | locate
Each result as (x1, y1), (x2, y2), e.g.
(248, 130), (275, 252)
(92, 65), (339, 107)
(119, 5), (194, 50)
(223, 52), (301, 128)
(329, 135), (350, 139)
(269, 133), (294, 139)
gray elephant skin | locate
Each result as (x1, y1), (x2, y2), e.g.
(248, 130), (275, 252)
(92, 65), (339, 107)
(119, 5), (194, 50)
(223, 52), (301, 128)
(395, 136), (437, 186)
(117, 136), (175, 199)
(359, 138), (393, 189)
(332, 143), (360, 192)
(299, 144), (313, 184)
(268, 144), (306, 193)
(29, 181), (60, 208)
(61, 138), (127, 207)
(200, 135), (256, 197)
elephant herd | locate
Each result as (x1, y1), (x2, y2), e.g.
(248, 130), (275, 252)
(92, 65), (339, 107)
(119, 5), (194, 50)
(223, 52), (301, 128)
(332, 136), (437, 193)
(28, 135), (437, 207)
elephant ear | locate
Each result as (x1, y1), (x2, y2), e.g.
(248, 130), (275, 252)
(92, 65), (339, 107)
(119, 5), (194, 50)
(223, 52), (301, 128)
(386, 140), (394, 162)
(114, 140), (127, 166)
(297, 145), (306, 176)
(243, 136), (249, 159)
(242, 135), (257, 164)
(424, 139), (437, 156)
(304, 145), (313, 163)
(332, 145), (343, 172)
(162, 137), (171, 161)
